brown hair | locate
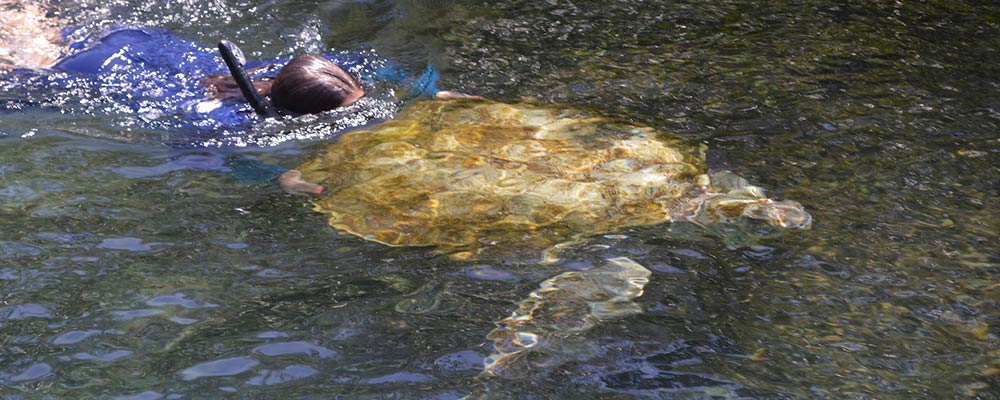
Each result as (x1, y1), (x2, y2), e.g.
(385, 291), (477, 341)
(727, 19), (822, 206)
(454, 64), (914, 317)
(269, 54), (364, 115)
(201, 64), (274, 100)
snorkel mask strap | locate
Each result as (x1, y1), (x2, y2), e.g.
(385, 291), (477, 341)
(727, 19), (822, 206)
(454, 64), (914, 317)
(218, 40), (277, 117)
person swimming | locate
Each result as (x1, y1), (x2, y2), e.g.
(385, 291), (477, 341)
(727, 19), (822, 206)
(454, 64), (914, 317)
(206, 42), (364, 118)
(2, 1), (479, 125)
(207, 42), (476, 118)
(2, 1), (444, 141)
(1, 1), (479, 194)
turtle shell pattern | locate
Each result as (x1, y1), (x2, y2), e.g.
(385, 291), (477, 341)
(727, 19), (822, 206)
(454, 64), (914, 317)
(296, 100), (801, 258)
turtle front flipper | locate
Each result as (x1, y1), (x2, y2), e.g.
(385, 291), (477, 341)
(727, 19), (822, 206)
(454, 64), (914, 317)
(482, 257), (651, 376)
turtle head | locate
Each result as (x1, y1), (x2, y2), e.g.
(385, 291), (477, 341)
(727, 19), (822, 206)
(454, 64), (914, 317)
(680, 184), (811, 229)
(741, 199), (812, 229)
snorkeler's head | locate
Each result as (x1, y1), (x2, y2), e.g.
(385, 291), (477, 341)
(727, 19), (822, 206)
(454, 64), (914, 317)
(270, 54), (364, 115)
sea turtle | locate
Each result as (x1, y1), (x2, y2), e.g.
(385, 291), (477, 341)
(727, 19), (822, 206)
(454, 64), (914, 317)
(289, 98), (811, 377)
(293, 99), (810, 262)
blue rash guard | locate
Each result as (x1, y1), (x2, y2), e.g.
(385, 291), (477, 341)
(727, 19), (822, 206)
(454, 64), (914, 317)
(1, 27), (442, 182)
(2, 27), (440, 145)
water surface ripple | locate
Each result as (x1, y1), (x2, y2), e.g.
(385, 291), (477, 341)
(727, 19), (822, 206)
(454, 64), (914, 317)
(1, 0), (998, 398)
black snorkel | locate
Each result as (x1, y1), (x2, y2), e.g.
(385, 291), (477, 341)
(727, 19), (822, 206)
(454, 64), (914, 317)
(218, 40), (278, 118)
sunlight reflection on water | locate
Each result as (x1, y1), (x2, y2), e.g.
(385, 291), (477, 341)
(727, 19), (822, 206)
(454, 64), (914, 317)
(0, 0), (998, 399)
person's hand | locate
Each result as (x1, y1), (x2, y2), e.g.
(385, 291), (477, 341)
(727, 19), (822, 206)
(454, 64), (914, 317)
(278, 170), (324, 196)
(434, 90), (483, 100)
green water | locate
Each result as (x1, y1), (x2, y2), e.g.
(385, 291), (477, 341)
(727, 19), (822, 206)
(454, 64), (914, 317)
(2, 0), (998, 398)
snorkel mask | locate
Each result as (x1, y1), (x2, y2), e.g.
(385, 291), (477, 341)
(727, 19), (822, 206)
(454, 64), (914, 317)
(218, 40), (278, 117)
